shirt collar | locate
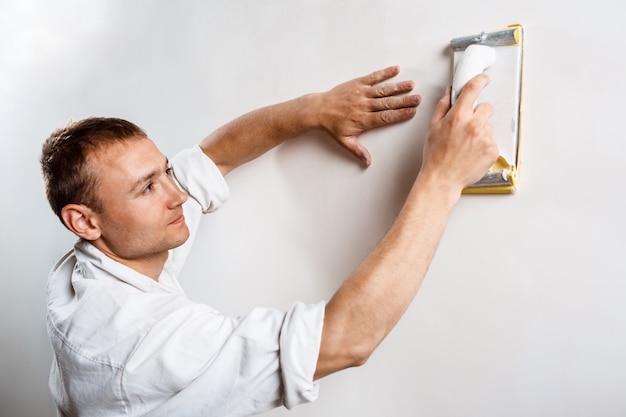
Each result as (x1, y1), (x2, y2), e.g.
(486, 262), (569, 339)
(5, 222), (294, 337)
(73, 239), (185, 295)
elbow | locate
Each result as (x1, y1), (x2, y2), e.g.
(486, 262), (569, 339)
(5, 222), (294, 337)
(346, 343), (375, 368)
(316, 337), (378, 379)
(317, 302), (388, 378)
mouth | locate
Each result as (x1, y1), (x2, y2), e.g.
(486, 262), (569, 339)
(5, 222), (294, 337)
(169, 214), (185, 225)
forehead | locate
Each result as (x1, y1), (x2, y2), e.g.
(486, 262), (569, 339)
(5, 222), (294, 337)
(89, 137), (165, 187)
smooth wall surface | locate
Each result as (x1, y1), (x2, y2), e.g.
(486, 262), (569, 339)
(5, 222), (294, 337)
(1, 1), (624, 416)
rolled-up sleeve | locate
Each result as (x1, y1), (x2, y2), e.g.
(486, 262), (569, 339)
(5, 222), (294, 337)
(152, 146), (325, 415)
(280, 301), (325, 409)
(137, 300), (326, 417)
(170, 145), (229, 214)
(164, 145), (230, 281)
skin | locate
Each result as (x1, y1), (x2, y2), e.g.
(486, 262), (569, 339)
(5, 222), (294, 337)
(62, 65), (497, 381)
(314, 77), (496, 379)
(61, 138), (189, 279)
(200, 66), (422, 172)
(201, 66), (497, 379)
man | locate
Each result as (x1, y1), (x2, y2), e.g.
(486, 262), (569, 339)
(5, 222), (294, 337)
(41, 66), (496, 416)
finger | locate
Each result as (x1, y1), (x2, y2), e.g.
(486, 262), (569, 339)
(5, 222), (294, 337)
(369, 94), (422, 111)
(357, 143), (372, 167)
(365, 107), (418, 130)
(430, 86), (452, 125)
(367, 80), (416, 99)
(340, 136), (372, 166)
(455, 74), (490, 112)
(473, 101), (494, 121)
(360, 66), (401, 87)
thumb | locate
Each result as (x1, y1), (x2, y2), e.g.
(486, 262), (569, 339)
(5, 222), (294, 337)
(341, 136), (372, 167)
(430, 86), (452, 125)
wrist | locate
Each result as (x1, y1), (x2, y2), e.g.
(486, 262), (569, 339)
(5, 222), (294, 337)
(295, 92), (325, 132)
(411, 169), (463, 210)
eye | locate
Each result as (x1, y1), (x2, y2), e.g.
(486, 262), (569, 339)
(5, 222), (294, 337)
(165, 166), (173, 177)
(143, 183), (154, 193)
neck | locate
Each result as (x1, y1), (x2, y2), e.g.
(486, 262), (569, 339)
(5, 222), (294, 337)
(89, 240), (169, 281)
(118, 254), (168, 281)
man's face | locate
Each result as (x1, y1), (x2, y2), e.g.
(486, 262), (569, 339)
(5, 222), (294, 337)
(88, 137), (189, 263)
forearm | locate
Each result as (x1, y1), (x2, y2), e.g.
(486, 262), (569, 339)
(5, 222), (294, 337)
(200, 66), (420, 175)
(315, 173), (460, 379)
(314, 75), (497, 380)
(200, 94), (320, 176)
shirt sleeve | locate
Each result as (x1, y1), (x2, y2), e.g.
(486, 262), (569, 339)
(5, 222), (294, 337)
(162, 145), (230, 283)
(130, 300), (326, 417)
(170, 144), (229, 214)
(280, 302), (324, 408)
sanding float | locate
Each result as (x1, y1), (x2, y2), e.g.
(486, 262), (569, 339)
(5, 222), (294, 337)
(450, 24), (525, 194)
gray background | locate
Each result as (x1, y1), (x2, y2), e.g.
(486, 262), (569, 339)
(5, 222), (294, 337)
(1, 0), (624, 416)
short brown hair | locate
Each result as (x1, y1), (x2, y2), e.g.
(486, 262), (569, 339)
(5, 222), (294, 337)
(40, 117), (147, 226)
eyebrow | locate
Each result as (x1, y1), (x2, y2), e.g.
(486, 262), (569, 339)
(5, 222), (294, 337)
(129, 157), (170, 194)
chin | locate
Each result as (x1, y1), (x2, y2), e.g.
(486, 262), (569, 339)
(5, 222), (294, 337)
(169, 229), (190, 250)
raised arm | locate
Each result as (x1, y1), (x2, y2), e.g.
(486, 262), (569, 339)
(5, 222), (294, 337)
(200, 66), (421, 175)
(314, 75), (498, 379)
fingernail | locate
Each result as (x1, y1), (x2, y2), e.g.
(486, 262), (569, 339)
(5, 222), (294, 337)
(358, 145), (371, 166)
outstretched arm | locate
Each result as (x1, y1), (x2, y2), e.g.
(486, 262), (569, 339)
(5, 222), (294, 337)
(314, 75), (499, 379)
(200, 66), (421, 175)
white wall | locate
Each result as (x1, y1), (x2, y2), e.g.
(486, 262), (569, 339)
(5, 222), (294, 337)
(1, 1), (625, 416)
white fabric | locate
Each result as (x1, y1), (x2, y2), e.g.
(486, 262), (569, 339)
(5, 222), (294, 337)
(46, 145), (325, 416)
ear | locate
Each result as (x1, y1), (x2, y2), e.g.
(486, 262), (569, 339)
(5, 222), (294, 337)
(61, 204), (102, 241)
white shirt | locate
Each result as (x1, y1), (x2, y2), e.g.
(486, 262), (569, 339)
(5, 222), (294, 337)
(46, 145), (325, 417)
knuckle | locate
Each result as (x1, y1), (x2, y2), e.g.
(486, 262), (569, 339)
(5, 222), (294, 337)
(475, 102), (494, 116)
(465, 77), (483, 91)
(379, 110), (392, 124)
(447, 109), (463, 126)
(489, 145), (499, 159)
(466, 119), (484, 136)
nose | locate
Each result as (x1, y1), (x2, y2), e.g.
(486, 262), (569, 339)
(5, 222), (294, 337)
(165, 176), (188, 208)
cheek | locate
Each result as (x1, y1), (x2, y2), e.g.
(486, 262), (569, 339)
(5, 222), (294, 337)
(101, 210), (160, 253)
(103, 203), (156, 235)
